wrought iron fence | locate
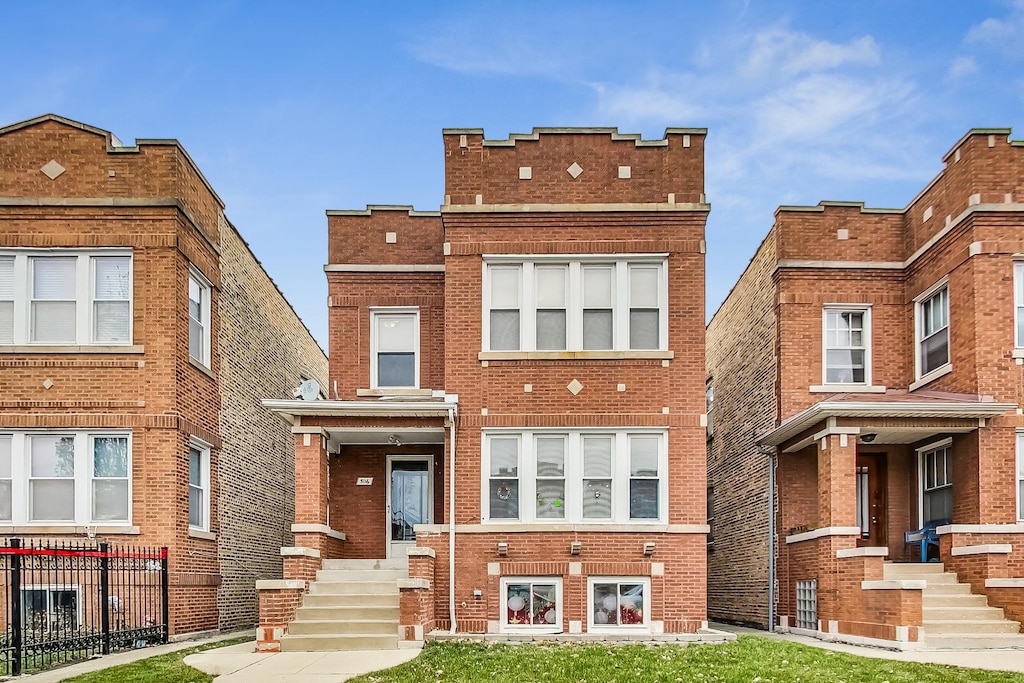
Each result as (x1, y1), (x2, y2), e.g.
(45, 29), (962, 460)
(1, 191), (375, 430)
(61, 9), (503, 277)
(0, 538), (168, 676)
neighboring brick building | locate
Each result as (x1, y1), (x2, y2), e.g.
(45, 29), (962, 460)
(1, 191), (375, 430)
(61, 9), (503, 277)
(707, 129), (1024, 648)
(0, 114), (327, 636)
(257, 128), (716, 650)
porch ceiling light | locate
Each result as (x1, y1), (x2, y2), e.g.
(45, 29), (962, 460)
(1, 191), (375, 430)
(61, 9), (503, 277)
(388, 434), (402, 447)
(860, 433), (877, 443)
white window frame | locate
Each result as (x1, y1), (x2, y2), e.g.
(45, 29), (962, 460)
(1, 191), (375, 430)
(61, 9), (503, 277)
(369, 307), (420, 389)
(21, 584), (82, 633)
(914, 279), (951, 386)
(0, 249), (133, 346)
(0, 430), (133, 527)
(500, 576), (563, 634)
(917, 437), (952, 526)
(481, 255), (668, 353)
(480, 429), (668, 524)
(821, 304), (871, 386)
(587, 576), (652, 633)
(1017, 431), (1024, 522)
(188, 438), (212, 531)
(188, 267), (212, 367)
(1014, 262), (1024, 350)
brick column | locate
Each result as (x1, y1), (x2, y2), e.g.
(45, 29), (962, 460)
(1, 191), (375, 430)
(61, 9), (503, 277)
(255, 580), (306, 652)
(399, 547), (437, 644)
(294, 428), (329, 526)
(818, 433), (857, 528)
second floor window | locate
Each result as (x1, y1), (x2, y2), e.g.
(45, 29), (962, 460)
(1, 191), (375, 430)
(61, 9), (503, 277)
(823, 307), (869, 384)
(0, 251), (132, 346)
(371, 308), (419, 388)
(917, 284), (949, 378)
(482, 258), (667, 353)
(188, 270), (212, 366)
(1015, 263), (1024, 348)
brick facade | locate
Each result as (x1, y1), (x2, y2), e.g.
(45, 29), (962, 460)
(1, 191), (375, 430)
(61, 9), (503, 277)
(260, 127), (710, 648)
(707, 128), (1024, 641)
(0, 115), (326, 636)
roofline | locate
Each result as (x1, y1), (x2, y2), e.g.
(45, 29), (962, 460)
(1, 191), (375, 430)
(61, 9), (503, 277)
(0, 114), (225, 210)
(262, 398), (459, 424)
(441, 127), (707, 148)
(941, 128), (1014, 163)
(326, 205), (441, 217)
(759, 400), (1017, 447)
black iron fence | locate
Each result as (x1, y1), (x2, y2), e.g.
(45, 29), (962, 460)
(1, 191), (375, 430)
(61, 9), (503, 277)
(0, 538), (168, 676)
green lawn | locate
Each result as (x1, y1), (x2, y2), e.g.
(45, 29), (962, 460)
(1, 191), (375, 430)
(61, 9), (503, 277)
(350, 636), (1024, 683)
(61, 636), (253, 683)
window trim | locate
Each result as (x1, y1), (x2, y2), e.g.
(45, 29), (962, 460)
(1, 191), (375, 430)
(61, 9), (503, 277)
(0, 249), (133, 347)
(188, 438), (212, 532)
(188, 267), (212, 368)
(587, 576), (652, 633)
(917, 437), (952, 527)
(1017, 431), (1024, 522)
(480, 428), (668, 525)
(500, 576), (563, 634)
(21, 584), (82, 633)
(369, 307), (421, 390)
(481, 254), (668, 354)
(1014, 262), (1024, 351)
(914, 279), (951, 386)
(0, 430), (133, 527)
(821, 304), (872, 387)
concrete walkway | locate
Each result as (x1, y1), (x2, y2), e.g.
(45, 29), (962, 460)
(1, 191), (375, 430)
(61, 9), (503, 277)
(184, 642), (420, 682)
(715, 623), (1024, 674)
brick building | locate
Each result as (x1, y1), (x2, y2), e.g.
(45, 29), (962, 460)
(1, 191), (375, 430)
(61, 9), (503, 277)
(0, 114), (327, 636)
(256, 128), (717, 650)
(707, 129), (1024, 648)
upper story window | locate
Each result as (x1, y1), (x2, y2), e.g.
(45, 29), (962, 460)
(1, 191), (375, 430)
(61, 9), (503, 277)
(916, 283), (949, 378)
(0, 250), (132, 346)
(1014, 263), (1024, 348)
(482, 257), (667, 353)
(0, 431), (131, 526)
(188, 269), (212, 367)
(188, 440), (211, 531)
(823, 306), (870, 385)
(371, 308), (419, 388)
(482, 429), (667, 524)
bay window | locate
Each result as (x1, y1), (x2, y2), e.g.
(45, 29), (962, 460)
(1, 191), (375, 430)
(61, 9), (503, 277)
(0, 250), (133, 346)
(482, 256), (667, 353)
(482, 429), (667, 524)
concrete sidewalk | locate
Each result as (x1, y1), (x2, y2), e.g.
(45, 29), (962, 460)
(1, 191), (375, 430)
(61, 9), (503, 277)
(184, 642), (420, 682)
(715, 623), (1024, 674)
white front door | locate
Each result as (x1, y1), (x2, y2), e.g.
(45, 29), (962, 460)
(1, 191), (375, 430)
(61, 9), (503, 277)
(386, 455), (432, 558)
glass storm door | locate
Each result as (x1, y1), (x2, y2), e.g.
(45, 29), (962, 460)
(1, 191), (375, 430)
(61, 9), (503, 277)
(387, 457), (431, 558)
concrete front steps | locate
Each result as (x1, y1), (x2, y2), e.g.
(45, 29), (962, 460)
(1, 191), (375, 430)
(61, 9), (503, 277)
(279, 558), (407, 652)
(883, 562), (1024, 649)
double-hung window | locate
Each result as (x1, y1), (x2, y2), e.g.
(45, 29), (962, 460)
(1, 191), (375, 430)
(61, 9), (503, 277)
(916, 283), (949, 379)
(920, 442), (952, 525)
(482, 257), (667, 353)
(482, 430), (667, 524)
(371, 308), (419, 388)
(188, 269), (212, 366)
(0, 431), (131, 526)
(189, 441), (211, 531)
(1017, 432), (1024, 521)
(823, 306), (870, 385)
(1015, 263), (1024, 349)
(0, 250), (132, 346)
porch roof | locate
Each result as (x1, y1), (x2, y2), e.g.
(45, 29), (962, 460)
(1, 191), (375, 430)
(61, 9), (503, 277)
(759, 390), (1016, 448)
(262, 395), (458, 424)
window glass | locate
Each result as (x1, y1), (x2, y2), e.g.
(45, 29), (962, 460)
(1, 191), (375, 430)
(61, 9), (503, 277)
(188, 274), (207, 363)
(535, 436), (565, 519)
(629, 266), (660, 350)
(506, 581), (558, 627)
(592, 581), (646, 627)
(919, 287), (949, 375)
(375, 313), (416, 387)
(31, 257), (77, 343)
(189, 446), (206, 528)
(582, 436), (612, 519)
(825, 310), (866, 383)
(0, 436), (11, 521)
(489, 437), (519, 519)
(29, 436), (75, 521)
(93, 257), (131, 343)
(583, 266), (613, 350)
(92, 437), (129, 521)
(0, 257), (13, 344)
(629, 436), (659, 519)
(535, 267), (567, 350)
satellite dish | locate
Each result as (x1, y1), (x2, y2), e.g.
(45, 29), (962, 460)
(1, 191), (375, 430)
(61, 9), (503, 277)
(297, 379), (321, 401)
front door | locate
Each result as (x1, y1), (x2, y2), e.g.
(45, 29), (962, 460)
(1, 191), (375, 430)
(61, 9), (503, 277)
(856, 452), (887, 547)
(386, 456), (432, 558)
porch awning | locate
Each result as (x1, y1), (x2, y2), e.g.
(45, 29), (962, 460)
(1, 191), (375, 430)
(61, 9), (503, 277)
(262, 396), (459, 424)
(759, 391), (1016, 449)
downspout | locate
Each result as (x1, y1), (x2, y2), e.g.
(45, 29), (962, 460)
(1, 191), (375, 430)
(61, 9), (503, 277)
(447, 404), (457, 634)
(766, 446), (777, 632)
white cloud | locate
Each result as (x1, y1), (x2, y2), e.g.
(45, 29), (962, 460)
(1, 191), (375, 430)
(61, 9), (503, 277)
(966, 1), (1024, 57)
(740, 29), (881, 79)
(946, 56), (979, 80)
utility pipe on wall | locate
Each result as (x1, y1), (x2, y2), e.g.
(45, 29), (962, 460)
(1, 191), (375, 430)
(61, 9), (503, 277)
(447, 404), (457, 634)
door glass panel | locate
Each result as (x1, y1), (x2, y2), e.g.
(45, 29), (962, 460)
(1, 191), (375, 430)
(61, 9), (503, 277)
(391, 461), (429, 542)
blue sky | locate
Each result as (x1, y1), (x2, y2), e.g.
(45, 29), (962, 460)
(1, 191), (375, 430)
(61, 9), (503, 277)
(3, 1), (1023, 349)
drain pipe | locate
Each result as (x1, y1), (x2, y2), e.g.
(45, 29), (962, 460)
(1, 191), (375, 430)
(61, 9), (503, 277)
(447, 402), (458, 634)
(765, 445), (777, 632)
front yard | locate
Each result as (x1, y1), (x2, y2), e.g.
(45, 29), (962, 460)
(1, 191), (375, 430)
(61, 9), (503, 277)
(351, 636), (1024, 683)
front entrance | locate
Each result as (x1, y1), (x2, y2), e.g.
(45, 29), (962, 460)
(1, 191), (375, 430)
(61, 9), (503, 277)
(856, 452), (887, 547)
(386, 455), (432, 558)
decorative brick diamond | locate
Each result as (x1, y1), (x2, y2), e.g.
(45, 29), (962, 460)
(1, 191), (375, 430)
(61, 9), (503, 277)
(566, 162), (583, 179)
(40, 160), (65, 180)
(567, 379), (584, 395)
(42, 378), (54, 390)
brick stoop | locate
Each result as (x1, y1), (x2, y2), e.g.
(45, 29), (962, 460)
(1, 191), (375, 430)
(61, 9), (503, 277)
(279, 558), (407, 652)
(884, 562), (1024, 649)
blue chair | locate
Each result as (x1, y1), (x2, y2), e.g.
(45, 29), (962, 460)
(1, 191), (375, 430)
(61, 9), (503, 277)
(904, 519), (950, 562)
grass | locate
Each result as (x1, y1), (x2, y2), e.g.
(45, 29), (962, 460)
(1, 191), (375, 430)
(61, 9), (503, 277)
(61, 636), (253, 683)
(349, 635), (1024, 683)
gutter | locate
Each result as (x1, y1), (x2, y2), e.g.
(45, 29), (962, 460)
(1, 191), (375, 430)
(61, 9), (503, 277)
(447, 403), (458, 635)
(766, 446), (777, 632)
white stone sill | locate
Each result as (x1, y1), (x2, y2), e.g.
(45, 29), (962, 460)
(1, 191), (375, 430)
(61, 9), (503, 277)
(255, 579), (306, 591)
(0, 525), (140, 535)
(291, 523), (346, 541)
(188, 528), (217, 541)
(986, 578), (1024, 588)
(356, 388), (434, 397)
(0, 345), (144, 354)
(189, 356), (215, 379)
(950, 543), (1012, 556)
(908, 363), (953, 392)
(836, 546), (888, 558)
(478, 350), (674, 361)
(785, 526), (861, 544)
(809, 385), (887, 394)
(415, 523), (708, 534)
(861, 580), (926, 590)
